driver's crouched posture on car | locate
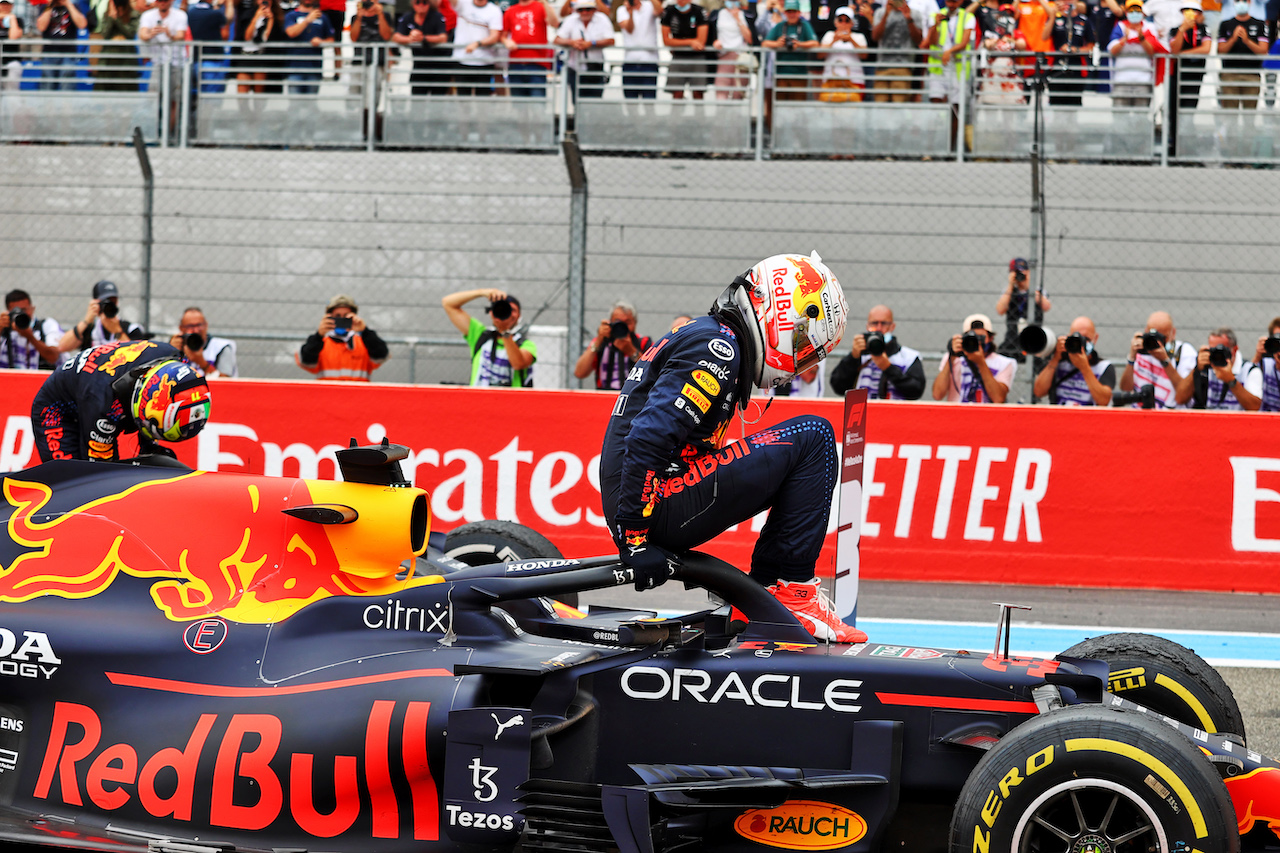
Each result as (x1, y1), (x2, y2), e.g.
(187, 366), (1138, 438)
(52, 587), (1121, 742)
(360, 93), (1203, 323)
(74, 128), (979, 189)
(599, 253), (866, 643)
(30, 340), (211, 463)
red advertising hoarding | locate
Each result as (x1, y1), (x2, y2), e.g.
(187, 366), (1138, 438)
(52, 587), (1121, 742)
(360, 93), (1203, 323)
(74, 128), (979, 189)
(3, 369), (1278, 593)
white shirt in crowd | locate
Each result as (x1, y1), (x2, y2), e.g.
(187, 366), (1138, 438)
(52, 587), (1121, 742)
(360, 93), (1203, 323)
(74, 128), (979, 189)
(556, 11), (614, 70)
(139, 6), (189, 65)
(453, 0), (504, 65)
(617, 1), (660, 62)
(820, 29), (868, 85)
(715, 6), (750, 52)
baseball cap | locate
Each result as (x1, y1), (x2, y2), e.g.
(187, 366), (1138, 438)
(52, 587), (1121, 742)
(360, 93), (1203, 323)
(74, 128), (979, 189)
(1124, 0), (1143, 8)
(1180, 0), (1200, 8)
(834, 4), (854, 14)
(1009, 258), (1029, 273)
(963, 313), (994, 333)
(93, 280), (119, 300)
(573, 0), (595, 9)
(326, 293), (358, 313)
(784, 0), (802, 10)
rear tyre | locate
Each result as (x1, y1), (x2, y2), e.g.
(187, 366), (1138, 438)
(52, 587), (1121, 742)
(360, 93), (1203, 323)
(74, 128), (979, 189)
(1062, 632), (1246, 742)
(949, 704), (1240, 853)
(443, 520), (576, 608)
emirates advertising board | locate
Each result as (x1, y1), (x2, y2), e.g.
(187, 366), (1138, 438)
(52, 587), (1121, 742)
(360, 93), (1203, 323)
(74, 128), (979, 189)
(3, 369), (1280, 594)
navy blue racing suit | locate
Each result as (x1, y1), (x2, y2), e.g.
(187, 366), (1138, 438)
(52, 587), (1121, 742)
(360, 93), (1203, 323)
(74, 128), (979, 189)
(30, 340), (179, 463)
(599, 315), (837, 586)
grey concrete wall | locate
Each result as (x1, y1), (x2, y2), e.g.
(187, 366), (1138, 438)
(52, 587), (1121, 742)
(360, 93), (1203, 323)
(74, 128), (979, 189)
(1, 147), (1273, 390)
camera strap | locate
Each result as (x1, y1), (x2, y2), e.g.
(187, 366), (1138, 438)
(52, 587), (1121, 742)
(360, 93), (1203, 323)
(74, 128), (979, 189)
(1047, 364), (1079, 404)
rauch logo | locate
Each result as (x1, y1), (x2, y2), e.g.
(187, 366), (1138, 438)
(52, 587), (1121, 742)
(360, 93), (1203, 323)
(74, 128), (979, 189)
(733, 800), (867, 850)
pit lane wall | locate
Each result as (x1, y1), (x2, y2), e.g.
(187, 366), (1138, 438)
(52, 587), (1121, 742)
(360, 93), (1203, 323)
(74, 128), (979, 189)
(3, 370), (1278, 594)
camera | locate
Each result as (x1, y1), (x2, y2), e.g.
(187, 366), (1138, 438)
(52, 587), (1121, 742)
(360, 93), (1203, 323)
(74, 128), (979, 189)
(1111, 383), (1156, 409)
(331, 314), (353, 332)
(961, 330), (981, 354)
(185, 332), (205, 351)
(864, 331), (886, 356)
(784, 35), (796, 49)
(486, 298), (514, 321)
(362, 0), (373, 8)
(1014, 271), (1026, 282)
(9, 307), (30, 331)
(1265, 334), (1280, 356)
(1063, 331), (1086, 355)
(99, 300), (119, 319)
(1208, 344), (1231, 369)
(1140, 329), (1165, 352)
(608, 320), (631, 342)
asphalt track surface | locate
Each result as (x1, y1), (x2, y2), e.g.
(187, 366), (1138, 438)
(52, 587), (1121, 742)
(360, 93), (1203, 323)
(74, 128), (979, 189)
(579, 579), (1280, 759)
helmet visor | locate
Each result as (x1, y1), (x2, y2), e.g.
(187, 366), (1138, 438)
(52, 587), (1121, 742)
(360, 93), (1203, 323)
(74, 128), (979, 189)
(791, 317), (826, 376)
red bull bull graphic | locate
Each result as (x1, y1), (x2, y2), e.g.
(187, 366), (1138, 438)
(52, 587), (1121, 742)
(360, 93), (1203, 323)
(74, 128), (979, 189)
(0, 472), (431, 623)
(81, 342), (151, 377)
(1226, 766), (1280, 841)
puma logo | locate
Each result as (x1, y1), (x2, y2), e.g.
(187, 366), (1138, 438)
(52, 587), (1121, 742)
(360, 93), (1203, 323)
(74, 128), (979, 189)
(492, 713), (524, 740)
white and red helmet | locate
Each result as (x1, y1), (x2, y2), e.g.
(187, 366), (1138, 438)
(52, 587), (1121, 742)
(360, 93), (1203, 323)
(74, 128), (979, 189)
(728, 252), (848, 390)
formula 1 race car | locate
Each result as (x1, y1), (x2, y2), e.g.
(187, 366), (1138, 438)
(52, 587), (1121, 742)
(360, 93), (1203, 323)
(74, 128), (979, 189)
(1, 440), (1278, 853)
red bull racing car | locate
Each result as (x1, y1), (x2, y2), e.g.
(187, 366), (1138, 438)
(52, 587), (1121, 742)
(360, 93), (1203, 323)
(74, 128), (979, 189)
(0, 440), (1278, 853)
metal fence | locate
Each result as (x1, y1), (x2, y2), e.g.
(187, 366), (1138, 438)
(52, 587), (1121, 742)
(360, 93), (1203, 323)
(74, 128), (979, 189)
(8, 39), (1280, 164)
(3, 37), (1280, 397)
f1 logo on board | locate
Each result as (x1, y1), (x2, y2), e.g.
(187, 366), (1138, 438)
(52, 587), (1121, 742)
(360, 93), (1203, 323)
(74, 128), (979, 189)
(183, 619), (228, 654)
(0, 629), (60, 680)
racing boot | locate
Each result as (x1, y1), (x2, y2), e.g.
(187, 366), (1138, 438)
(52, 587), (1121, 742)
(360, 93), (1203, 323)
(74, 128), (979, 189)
(770, 578), (868, 644)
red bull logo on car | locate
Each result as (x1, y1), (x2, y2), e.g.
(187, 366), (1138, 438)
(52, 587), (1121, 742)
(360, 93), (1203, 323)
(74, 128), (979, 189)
(1226, 765), (1280, 841)
(0, 472), (431, 623)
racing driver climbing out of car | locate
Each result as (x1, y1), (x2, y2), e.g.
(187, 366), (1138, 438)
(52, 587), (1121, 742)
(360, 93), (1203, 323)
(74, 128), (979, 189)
(600, 253), (866, 643)
(30, 339), (212, 463)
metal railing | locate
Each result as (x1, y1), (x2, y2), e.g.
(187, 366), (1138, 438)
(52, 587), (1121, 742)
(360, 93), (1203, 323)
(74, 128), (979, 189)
(5, 37), (1280, 164)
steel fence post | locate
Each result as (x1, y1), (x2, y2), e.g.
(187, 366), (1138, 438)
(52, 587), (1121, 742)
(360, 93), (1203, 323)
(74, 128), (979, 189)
(131, 127), (154, 332)
(562, 132), (588, 389)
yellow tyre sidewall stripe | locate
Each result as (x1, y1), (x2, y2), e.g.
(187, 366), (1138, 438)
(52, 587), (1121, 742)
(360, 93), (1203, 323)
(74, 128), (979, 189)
(1152, 672), (1217, 733)
(1064, 737), (1208, 839)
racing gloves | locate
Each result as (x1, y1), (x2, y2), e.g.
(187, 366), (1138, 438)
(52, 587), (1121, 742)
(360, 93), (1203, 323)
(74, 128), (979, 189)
(614, 516), (676, 591)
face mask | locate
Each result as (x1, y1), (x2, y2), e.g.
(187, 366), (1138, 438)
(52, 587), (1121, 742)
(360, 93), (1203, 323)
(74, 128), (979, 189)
(676, 2), (691, 10)
(1084, 340), (1094, 355)
(726, 1), (740, 7)
(1126, 10), (1143, 21)
(883, 332), (894, 343)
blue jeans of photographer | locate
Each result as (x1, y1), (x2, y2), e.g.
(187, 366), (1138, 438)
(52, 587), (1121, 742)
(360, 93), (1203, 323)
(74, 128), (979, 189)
(286, 71), (321, 94)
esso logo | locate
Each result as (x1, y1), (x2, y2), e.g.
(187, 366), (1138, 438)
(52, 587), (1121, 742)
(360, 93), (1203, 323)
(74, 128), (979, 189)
(183, 619), (228, 654)
(708, 340), (734, 361)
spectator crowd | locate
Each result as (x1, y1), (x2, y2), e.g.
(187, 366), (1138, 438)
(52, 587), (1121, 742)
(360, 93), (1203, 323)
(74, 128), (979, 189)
(5, 273), (1280, 414)
(4, 0), (1278, 117)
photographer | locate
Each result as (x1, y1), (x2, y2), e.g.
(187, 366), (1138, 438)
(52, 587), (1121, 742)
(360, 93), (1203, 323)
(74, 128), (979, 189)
(996, 257), (1051, 359)
(167, 307), (238, 379)
(0, 289), (63, 371)
(1119, 310), (1196, 409)
(829, 304), (925, 399)
(443, 287), (537, 387)
(932, 313), (1017, 403)
(574, 300), (651, 390)
(59, 280), (147, 353)
(1032, 316), (1115, 406)
(297, 294), (389, 382)
(1174, 327), (1261, 411)
(1252, 317), (1280, 412)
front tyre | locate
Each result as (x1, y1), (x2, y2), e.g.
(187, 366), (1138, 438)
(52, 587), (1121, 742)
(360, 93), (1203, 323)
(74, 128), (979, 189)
(949, 704), (1239, 853)
(1062, 632), (1246, 742)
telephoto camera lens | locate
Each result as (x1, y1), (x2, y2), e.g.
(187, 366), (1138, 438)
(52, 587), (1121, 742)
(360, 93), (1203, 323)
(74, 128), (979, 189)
(1265, 335), (1280, 356)
(1141, 329), (1163, 351)
(9, 308), (30, 331)
(1064, 332), (1085, 355)
(1208, 344), (1231, 369)
(185, 332), (205, 351)
(488, 299), (513, 321)
(961, 330), (981, 354)
(99, 300), (119, 319)
(864, 331), (886, 356)
(609, 320), (630, 341)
